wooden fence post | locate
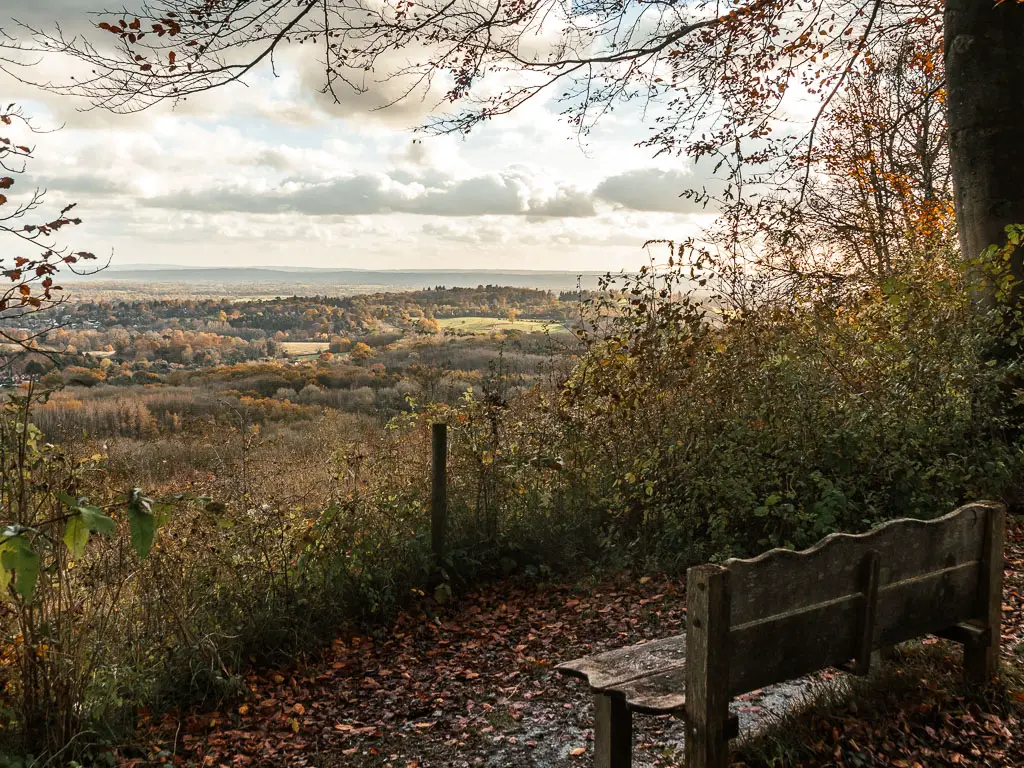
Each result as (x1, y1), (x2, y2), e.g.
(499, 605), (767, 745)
(431, 422), (448, 559)
(685, 564), (731, 768)
(964, 503), (1005, 684)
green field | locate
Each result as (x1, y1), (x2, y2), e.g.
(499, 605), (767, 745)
(280, 341), (330, 357)
(437, 317), (569, 335)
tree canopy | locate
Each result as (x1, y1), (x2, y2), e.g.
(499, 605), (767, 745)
(15, 1), (937, 174)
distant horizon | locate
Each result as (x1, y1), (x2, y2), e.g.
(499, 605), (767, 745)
(60, 264), (619, 294)
(86, 264), (612, 275)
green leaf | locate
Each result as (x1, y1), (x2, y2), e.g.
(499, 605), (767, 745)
(0, 536), (40, 601)
(434, 582), (452, 605)
(127, 488), (156, 559)
(152, 502), (174, 527)
(62, 497), (116, 557)
(80, 506), (116, 536)
(64, 515), (89, 558)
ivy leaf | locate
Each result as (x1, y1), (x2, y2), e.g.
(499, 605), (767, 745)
(0, 535), (40, 601)
(127, 487), (156, 559)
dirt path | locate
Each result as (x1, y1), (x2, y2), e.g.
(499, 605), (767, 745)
(134, 516), (1023, 768)
(138, 576), (819, 768)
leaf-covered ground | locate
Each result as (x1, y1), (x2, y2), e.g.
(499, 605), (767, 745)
(129, 515), (1024, 767)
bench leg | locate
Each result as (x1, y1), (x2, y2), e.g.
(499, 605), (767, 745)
(594, 692), (632, 768)
(964, 635), (999, 684)
(685, 711), (730, 768)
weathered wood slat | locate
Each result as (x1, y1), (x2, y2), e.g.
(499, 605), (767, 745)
(724, 502), (996, 627)
(727, 559), (980, 694)
(605, 664), (740, 740)
(556, 635), (687, 691)
(874, 561), (980, 646)
(685, 565), (731, 768)
(611, 667), (687, 714)
(729, 592), (860, 695)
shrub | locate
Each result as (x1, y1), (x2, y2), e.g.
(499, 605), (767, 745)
(350, 342), (376, 361)
(533, 247), (1020, 564)
(0, 387), (160, 758)
(61, 366), (105, 387)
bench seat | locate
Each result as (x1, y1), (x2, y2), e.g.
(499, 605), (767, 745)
(557, 634), (687, 710)
(558, 635), (739, 740)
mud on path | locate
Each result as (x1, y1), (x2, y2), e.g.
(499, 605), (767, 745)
(140, 575), (819, 768)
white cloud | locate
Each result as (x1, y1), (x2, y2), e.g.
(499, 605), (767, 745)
(139, 165), (596, 218)
(595, 168), (712, 214)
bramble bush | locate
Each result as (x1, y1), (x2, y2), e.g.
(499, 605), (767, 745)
(377, 233), (1022, 574)
(531, 238), (1021, 565)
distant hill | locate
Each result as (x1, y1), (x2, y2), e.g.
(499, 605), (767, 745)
(66, 267), (609, 292)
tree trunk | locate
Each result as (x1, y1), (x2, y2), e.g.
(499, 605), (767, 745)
(945, 0), (1024, 291)
(947, 2), (1024, 511)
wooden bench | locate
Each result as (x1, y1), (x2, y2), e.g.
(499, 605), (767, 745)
(557, 501), (1006, 768)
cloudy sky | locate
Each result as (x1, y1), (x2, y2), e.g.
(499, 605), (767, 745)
(2, 0), (716, 272)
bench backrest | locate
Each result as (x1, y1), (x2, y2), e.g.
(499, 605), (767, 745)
(689, 501), (1005, 697)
